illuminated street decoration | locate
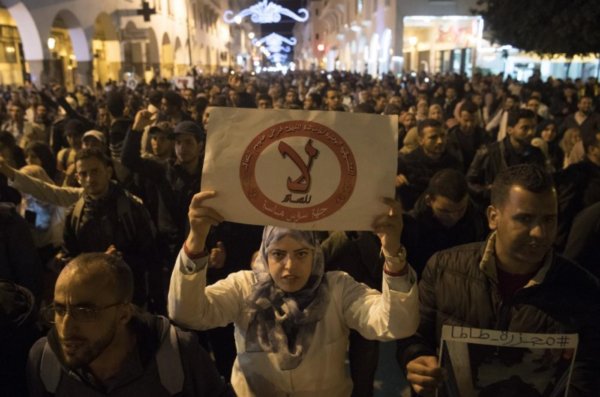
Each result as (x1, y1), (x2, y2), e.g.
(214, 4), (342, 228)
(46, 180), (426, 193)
(223, 0), (309, 24)
(253, 33), (297, 54)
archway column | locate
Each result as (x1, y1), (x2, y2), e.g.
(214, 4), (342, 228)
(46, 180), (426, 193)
(75, 60), (92, 85)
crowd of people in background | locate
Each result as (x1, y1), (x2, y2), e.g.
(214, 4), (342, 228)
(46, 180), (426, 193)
(1, 68), (600, 396)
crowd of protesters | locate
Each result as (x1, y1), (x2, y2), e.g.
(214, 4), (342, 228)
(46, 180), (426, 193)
(0, 68), (600, 396)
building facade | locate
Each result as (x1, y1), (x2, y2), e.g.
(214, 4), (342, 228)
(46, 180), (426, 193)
(0, 0), (250, 88)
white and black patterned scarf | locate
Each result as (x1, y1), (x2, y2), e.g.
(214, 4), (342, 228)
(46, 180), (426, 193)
(245, 226), (330, 370)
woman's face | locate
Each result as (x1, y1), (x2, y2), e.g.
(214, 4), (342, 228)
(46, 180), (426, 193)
(541, 124), (557, 142)
(25, 151), (41, 166)
(267, 235), (314, 293)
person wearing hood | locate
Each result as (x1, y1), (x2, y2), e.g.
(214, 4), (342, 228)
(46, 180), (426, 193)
(27, 253), (232, 397)
(168, 191), (420, 396)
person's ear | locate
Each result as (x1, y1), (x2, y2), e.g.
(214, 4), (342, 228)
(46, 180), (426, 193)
(424, 194), (433, 207)
(487, 205), (499, 230)
(118, 303), (133, 326)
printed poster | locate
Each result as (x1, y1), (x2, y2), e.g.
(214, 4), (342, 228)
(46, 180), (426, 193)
(439, 325), (578, 397)
(202, 107), (398, 230)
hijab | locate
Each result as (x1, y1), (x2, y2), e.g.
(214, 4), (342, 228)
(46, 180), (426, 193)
(245, 226), (330, 370)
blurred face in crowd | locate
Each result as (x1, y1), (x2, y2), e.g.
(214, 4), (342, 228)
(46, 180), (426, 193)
(82, 137), (104, 151)
(9, 105), (23, 122)
(540, 123), (557, 143)
(401, 112), (417, 130)
(426, 194), (469, 228)
(303, 95), (315, 110)
(389, 95), (403, 107)
(53, 266), (129, 369)
(578, 97), (593, 115)
(182, 89), (194, 104)
(267, 235), (313, 293)
(285, 90), (298, 105)
(488, 186), (557, 271)
(76, 157), (112, 199)
(446, 87), (457, 100)
(459, 111), (475, 134)
(66, 133), (82, 150)
(419, 126), (447, 160)
(509, 117), (535, 148)
(150, 133), (173, 159)
(504, 97), (516, 111)
(526, 98), (540, 115)
(175, 134), (202, 165)
(258, 98), (271, 109)
(96, 107), (110, 127)
(25, 150), (42, 167)
(428, 105), (443, 122)
(326, 89), (341, 110)
(35, 105), (48, 124)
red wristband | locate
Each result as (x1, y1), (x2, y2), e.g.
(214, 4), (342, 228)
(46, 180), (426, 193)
(183, 242), (208, 260)
(384, 266), (409, 277)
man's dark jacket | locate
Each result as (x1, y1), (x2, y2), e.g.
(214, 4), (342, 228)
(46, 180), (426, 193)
(62, 183), (160, 307)
(397, 239), (600, 397)
(555, 159), (600, 250)
(467, 137), (546, 204)
(396, 147), (463, 210)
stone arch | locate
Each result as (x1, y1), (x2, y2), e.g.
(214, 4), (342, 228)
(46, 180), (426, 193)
(174, 36), (186, 75)
(92, 12), (121, 83)
(52, 9), (91, 62)
(145, 27), (160, 80)
(161, 32), (174, 78)
(3, 1), (43, 60)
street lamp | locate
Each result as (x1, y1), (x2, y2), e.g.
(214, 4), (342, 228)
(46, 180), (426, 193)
(47, 37), (56, 50)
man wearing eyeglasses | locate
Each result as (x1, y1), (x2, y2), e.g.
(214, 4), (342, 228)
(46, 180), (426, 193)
(27, 252), (232, 397)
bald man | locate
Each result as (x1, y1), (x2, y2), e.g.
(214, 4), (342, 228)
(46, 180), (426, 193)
(27, 253), (232, 397)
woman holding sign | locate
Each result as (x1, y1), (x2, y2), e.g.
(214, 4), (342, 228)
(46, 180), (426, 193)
(168, 191), (419, 396)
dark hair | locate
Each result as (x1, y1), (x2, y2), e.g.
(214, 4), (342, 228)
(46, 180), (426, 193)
(24, 142), (58, 182)
(507, 108), (535, 127)
(163, 91), (183, 108)
(355, 102), (376, 114)
(426, 169), (468, 202)
(582, 128), (600, 155)
(460, 101), (478, 114)
(106, 90), (125, 118)
(148, 90), (163, 107)
(491, 164), (554, 207)
(68, 253), (134, 303)
(75, 147), (112, 167)
(418, 118), (443, 137)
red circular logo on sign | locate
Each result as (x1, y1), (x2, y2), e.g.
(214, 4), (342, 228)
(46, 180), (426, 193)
(240, 120), (357, 223)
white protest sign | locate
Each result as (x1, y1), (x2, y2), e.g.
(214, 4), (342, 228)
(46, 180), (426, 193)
(172, 76), (194, 90)
(439, 325), (578, 397)
(201, 108), (398, 230)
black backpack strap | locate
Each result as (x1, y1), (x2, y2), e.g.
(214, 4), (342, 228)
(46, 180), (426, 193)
(155, 316), (184, 395)
(70, 197), (85, 235)
(117, 194), (136, 242)
(40, 340), (62, 393)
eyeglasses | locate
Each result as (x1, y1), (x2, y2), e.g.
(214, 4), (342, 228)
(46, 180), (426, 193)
(43, 302), (124, 323)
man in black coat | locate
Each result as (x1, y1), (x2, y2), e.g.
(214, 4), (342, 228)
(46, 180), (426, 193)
(396, 119), (462, 210)
(397, 164), (600, 397)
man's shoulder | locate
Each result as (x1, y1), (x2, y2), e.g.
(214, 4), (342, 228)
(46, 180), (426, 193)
(28, 336), (49, 365)
(427, 242), (486, 273)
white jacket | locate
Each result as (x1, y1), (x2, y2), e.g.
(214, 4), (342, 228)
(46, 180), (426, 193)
(168, 250), (419, 397)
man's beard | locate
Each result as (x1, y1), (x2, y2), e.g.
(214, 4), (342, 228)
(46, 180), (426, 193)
(60, 323), (117, 369)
